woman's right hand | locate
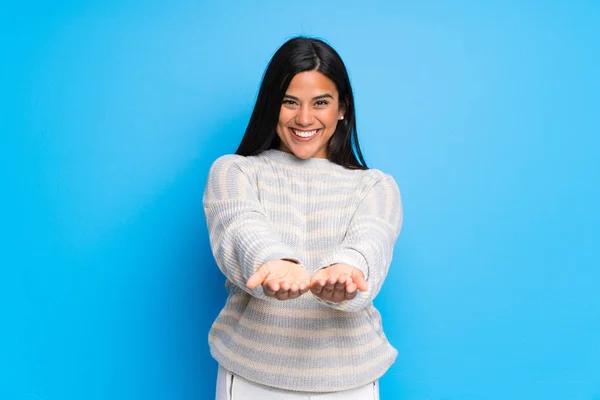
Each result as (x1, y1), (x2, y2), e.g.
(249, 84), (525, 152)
(246, 259), (310, 300)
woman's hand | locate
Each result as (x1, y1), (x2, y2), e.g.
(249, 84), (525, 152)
(246, 259), (310, 300)
(310, 263), (369, 303)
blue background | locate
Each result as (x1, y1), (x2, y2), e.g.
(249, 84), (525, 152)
(2, 1), (599, 399)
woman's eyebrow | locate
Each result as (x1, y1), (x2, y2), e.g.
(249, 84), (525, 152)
(313, 93), (334, 100)
(283, 93), (335, 100)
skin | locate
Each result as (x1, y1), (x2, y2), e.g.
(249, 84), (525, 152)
(276, 70), (343, 160)
(309, 263), (368, 302)
(246, 259), (310, 301)
(246, 70), (369, 302)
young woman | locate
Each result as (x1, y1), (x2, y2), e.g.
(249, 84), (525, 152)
(203, 37), (403, 400)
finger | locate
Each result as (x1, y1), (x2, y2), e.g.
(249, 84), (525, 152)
(331, 290), (345, 303)
(336, 274), (348, 286)
(345, 289), (357, 300)
(298, 278), (310, 295)
(310, 279), (326, 295)
(325, 278), (337, 290)
(276, 289), (290, 301)
(352, 270), (369, 292)
(346, 281), (358, 295)
(246, 265), (269, 289)
(264, 279), (281, 293)
(332, 276), (347, 302)
(309, 271), (326, 287)
(273, 280), (291, 301)
(287, 282), (300, 300)
(321, 279), (336, 300)
(298, 281), (308, 292)
(287, 288), (300, 300)
(262, 283), (276, 297)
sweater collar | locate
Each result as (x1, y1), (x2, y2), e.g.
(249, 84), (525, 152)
(259, 149), (346, 170)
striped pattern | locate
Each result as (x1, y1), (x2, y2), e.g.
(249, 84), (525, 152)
(203, 149), (403, 392)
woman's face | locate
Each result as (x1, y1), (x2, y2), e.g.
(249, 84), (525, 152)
(276, 70), (345, 159)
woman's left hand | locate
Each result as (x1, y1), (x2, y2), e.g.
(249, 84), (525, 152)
(309, 263), (368, 303)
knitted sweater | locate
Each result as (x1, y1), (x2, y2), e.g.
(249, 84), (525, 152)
(203, 149), (403, 392)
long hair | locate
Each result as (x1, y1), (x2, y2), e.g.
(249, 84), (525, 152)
(235, 37), (367, 170)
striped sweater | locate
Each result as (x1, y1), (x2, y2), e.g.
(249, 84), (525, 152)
(203, 149), (403, 392)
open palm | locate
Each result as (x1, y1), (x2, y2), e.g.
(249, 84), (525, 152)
(247, 259), (310, 300)
(310, 263), (369, 302)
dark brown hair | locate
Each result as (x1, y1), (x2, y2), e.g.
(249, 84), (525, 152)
(235, 37), (367, 169)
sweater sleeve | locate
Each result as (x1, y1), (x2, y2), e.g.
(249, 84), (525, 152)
(316, 173), (403, 312)
(203, 155), (303, 300)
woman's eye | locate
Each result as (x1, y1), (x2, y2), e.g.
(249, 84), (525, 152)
(315, 100), (329, 107)
(282, 99), (297, 106)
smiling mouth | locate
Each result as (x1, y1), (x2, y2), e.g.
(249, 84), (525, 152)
(291, 128), (320, 138)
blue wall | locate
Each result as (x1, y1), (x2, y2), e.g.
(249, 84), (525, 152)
(3, 1), (599, 399)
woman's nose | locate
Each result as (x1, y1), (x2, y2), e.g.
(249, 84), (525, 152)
(295, 105), (314, 126)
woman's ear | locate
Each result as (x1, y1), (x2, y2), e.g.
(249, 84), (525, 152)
(339, 95), (349, 119)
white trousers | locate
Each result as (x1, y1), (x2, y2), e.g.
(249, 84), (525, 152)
(215, 365), (380, 400)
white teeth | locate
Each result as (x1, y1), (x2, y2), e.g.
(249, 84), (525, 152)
(292, 129), (318, 138)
